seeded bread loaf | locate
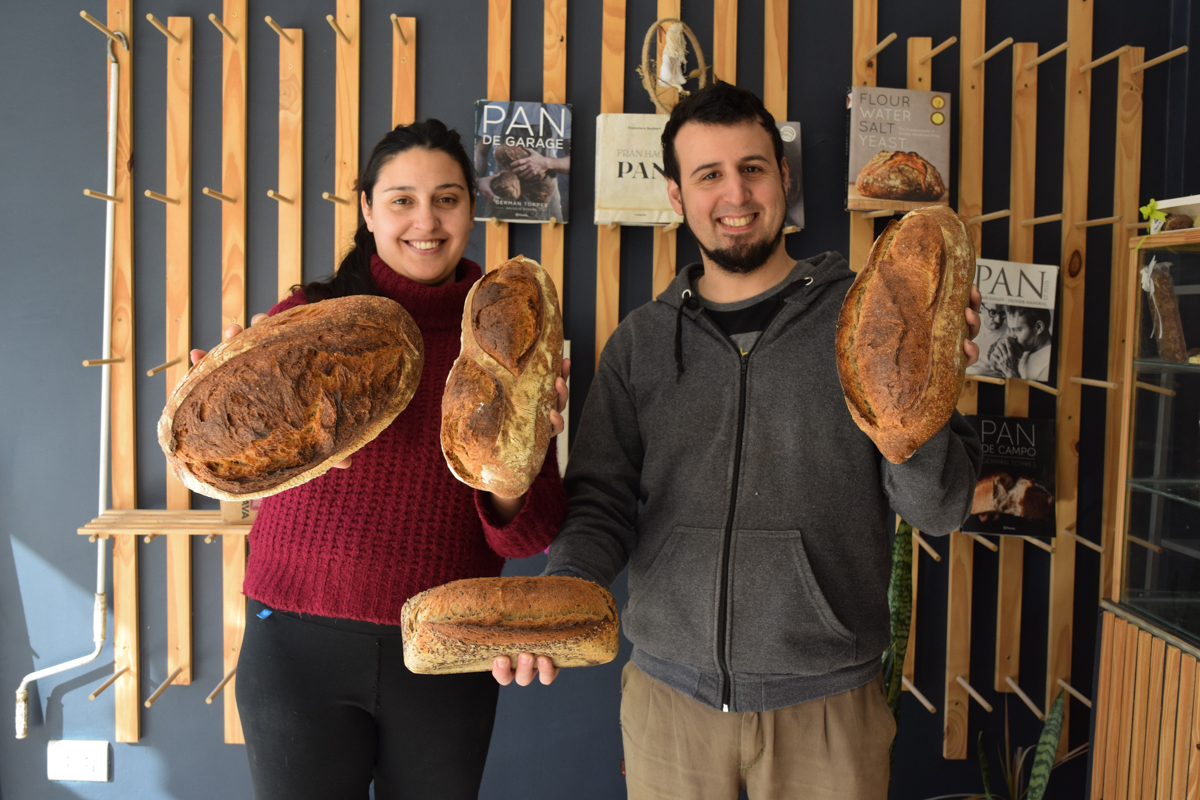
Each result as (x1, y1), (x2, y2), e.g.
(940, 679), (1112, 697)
(441, 255), (563, 498)
(835, 205), (974, 463)
(158, 296), (424, 500)
(401, 576), (619, 674)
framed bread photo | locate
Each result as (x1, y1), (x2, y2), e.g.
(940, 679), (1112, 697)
(963, 415), (1056, 540)
(846, 87), (951, 211)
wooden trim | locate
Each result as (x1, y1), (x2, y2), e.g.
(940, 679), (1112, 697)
(1128, 629), (1155, 797)
(1142, 637), (1168, 797)
(594, 0), (625, 364)
(1156, 646), (1182, 800)
(1091, 612), (1116, 798)
(957, 0), (985, 254)
(1110, 247), (1142, 600)
(540, 0), (567, 309)
(219, 0), (247, 329)
(1104, 617), (1131, 797)
(1170, 654), (1196, 799)
(1115, 623), (1141, 798)
(486, 0), (511, 270)
(944, 530), (973, 759)
(332, 0), (360, 266)
(277, 28), (303, 300)
(391, 17), (416, 127)
(712, 0), (737, 84)
(763, 0), (787, 120)
(223, 534), (247, 743)
(848, 0), (878, 273)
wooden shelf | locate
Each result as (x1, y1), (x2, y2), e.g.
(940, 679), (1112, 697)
(78, 509), (251, 538)
(1127, 479), (1200, 511)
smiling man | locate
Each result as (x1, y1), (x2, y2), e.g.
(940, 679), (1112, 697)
(505, 82), (983, 799)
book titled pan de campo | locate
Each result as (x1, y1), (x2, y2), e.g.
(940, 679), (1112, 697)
(846, 87), (952, 211)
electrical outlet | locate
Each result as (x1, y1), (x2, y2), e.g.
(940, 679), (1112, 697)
(47, 740), (109, 782)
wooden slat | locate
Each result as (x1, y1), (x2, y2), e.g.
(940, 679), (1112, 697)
(1157, 646), (1183, 800)
(1188, 669), (1200, 798)
(712, 0), (736, 83)
(277, 29), (304, 299)
(958, 0), (985, 254)
(763, 0), (787, 120)
(540, 0), (567, 308)
(332, 0), (360, 265)
(1171, 654), (1196, 799)
(1105, 618), (1131, 797)
(848, 0), (878, 272)
(223, 534), (247, 743)
(594, 0), (625, 363)
(1128, 630), (1155, 798)
(219, 0), (247, 329)
(944, 531), (974, 759)
(1144, 637), (1169, 798)
(903, 527), (919, 686)
(1047, 0), (1093, 753)
(486, 0), (511, 270)
(391, 17), (416, 127)
(652, 0), (680, 299)
(1101, 47), (1144, 599)
(1092, 612), (1117, 798)
(1110, 246), (1143, 600)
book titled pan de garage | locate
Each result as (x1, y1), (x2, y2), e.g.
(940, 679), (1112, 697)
(845, 87), (952, 211)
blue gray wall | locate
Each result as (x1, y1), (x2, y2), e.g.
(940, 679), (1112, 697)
(1, 1), (1190, 798)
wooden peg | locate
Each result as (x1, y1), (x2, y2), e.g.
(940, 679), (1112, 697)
(326, 14), (351, 44)
(267, 190), (293, 204)
(912, 530), (942, 562)
(782, 226), (799, 235)
(88, 666), (130, 700)
(1056, 678), (1093, 708)
(862, 208), (897, 218)
(265, 15), (292, 42)
(1135, 380), (1176, 397)
(390, 13), (408, 46)
(965, 532), (998, 552)
(203, 533), (218, 544)
(208, 13), (237, 43)
(607, 222), (620, 232)
(1025, 41), (1068, 70)
(83, 357), (125, 367)
(1014, 377), (1060, 397)
(863, 32), (898, 62)
(83, 189), (121, 203)
(143, 533), (158, 544)
(144, 190), (179, 205)
(1004, 676), (1045, 720)
(1021, 535), (1055, 554)
(146, 357), (181, 377)
(547, 216), (559, 228)
(79, 10), (121, 45)
(967, 209), (1011, 225)
(322, 192), (351, 205)
(902, 676), (937, 713)
(203, 187), (237, 204)
(1061, 527), (1104, 554)
(955, 676), (993, 712)
(1074, 215), (1121, 229)
(1127, 534), (1164, 554)
(205, 666), (237, 704)
(1132, 45), (1188, 74)
(1020, 212), (1064, 228)
(918, 36), (957, 65)
(1069, 375), (1119, 390)
(967, 374), (1007, 386)
(88, 533), (101, 543)
(663, 221), (681, 233)
(144, 666), (184, 708)
(971, 37), (1014, 68)
(1080, 44), (1130, 73)
(146, 13), (181, 42)
(490, 217), (502, 228)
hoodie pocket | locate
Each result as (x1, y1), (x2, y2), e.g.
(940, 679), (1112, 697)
(727, 530), (855, 674)
(622, 526), (722, 665)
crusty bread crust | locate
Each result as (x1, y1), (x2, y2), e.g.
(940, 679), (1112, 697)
(855, 151), (947, 201)
(835, 205), (974, 463)
(157, 295), (424, 501)
(401, 576), (619, 674)
(441, 255), (564, 498)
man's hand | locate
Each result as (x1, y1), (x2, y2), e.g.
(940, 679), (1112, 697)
(477, 174), (496, 202)
(492, 653), (559, 686)
(188, 312), (352, 469)
(511, 152), (554, 180)
(988, 336), (1022, 378)
(963, 284), (982, 367)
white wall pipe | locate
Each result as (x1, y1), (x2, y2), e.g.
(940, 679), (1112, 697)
(15, 32), (125, 740)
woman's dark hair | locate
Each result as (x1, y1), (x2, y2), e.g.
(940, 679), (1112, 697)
(660, 80), (785, 186)
(299, 119), (477, 301)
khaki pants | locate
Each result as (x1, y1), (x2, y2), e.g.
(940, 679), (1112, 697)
(620, 662), (895, 800)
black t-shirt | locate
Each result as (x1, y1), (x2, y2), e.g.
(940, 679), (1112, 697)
(699, 278), (793, 355)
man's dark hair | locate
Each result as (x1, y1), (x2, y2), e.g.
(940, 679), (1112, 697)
(661, 81), (785, 185)
(1004, 305), (1052, 332)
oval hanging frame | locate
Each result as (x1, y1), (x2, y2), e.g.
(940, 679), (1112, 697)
(639, 18), (709, 114)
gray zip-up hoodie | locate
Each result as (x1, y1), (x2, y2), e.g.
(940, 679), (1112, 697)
(546, 251), (982, 712)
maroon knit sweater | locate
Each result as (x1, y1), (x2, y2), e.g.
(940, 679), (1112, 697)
(242, 255), (567, 624)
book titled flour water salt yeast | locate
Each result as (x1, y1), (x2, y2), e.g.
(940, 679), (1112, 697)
(846, 86), (951, 212)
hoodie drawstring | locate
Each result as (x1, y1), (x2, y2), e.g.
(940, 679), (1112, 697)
(674, 289), (701, 376)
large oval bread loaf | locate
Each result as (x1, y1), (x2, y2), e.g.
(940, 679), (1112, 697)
(441, 255), (564, 498)
(401, 576), (619, 674)
(158, 296), (424, 500)
(835, 205), (974, 463)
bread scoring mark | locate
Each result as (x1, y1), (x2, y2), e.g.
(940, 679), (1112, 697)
(471, 266), (544, 375)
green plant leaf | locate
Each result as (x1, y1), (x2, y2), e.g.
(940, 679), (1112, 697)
(977, 733), (995, 800)
(1026, 691), (1066, 800)
(884, 520), (914, 778)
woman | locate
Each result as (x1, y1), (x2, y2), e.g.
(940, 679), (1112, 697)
(193, 120), (569, 800)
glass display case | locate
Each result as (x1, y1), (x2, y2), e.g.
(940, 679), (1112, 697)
(1117, 227), (1200, 641)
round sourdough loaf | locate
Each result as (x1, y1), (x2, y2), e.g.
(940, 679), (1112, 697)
(835, 205), (974, 463)
(157, 295), (424, 500)
(441, 255), (563, 498)
(401, 576), (619, 674)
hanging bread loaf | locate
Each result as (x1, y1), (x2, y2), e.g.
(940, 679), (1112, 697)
(441, 255), (563, 498)
(402, 576), (619, 674)
(836, 204), (975, 463)
(158, 296), (424, 501)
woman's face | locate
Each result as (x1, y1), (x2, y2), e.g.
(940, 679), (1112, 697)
(361, 148), (475, 286)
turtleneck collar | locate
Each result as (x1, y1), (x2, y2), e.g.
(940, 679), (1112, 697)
(368, 254), (481, 331)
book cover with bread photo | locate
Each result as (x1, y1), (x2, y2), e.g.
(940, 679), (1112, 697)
(964, 415), (1056, 539)
(474, 100), (572, 224)
(845, 87), (951, 211)
(968, 258), (1059, 382)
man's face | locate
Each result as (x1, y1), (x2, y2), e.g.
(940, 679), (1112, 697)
(666, 121), (789, 275)
(1007, 314), (1042, 349)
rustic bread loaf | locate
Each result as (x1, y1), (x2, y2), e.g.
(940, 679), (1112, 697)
(836, 205), (974, 463)
(855, 151), (946, 201)
(491, 170), (522, 200)
(402, 576), (619, 674)
(494, 144), (532, 172)
(441, 255), (563, 498)
(158, 296), (424, 500)
(521, 178), (555, 204)
(971, 473), (1053, 520)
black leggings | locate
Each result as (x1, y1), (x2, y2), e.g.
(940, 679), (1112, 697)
(236, 598), (500, 800)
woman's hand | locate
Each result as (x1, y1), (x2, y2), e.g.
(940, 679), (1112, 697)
(492, 653), (559, 687)
(962, 284), (982, 368)
(189, 313), (352, 470)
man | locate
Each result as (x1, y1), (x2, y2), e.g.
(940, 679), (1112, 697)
(987, 305), (1052, 381)
(495, 81), (983, 799)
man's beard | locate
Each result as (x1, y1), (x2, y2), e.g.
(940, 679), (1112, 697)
(685, 207), (784, 275)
